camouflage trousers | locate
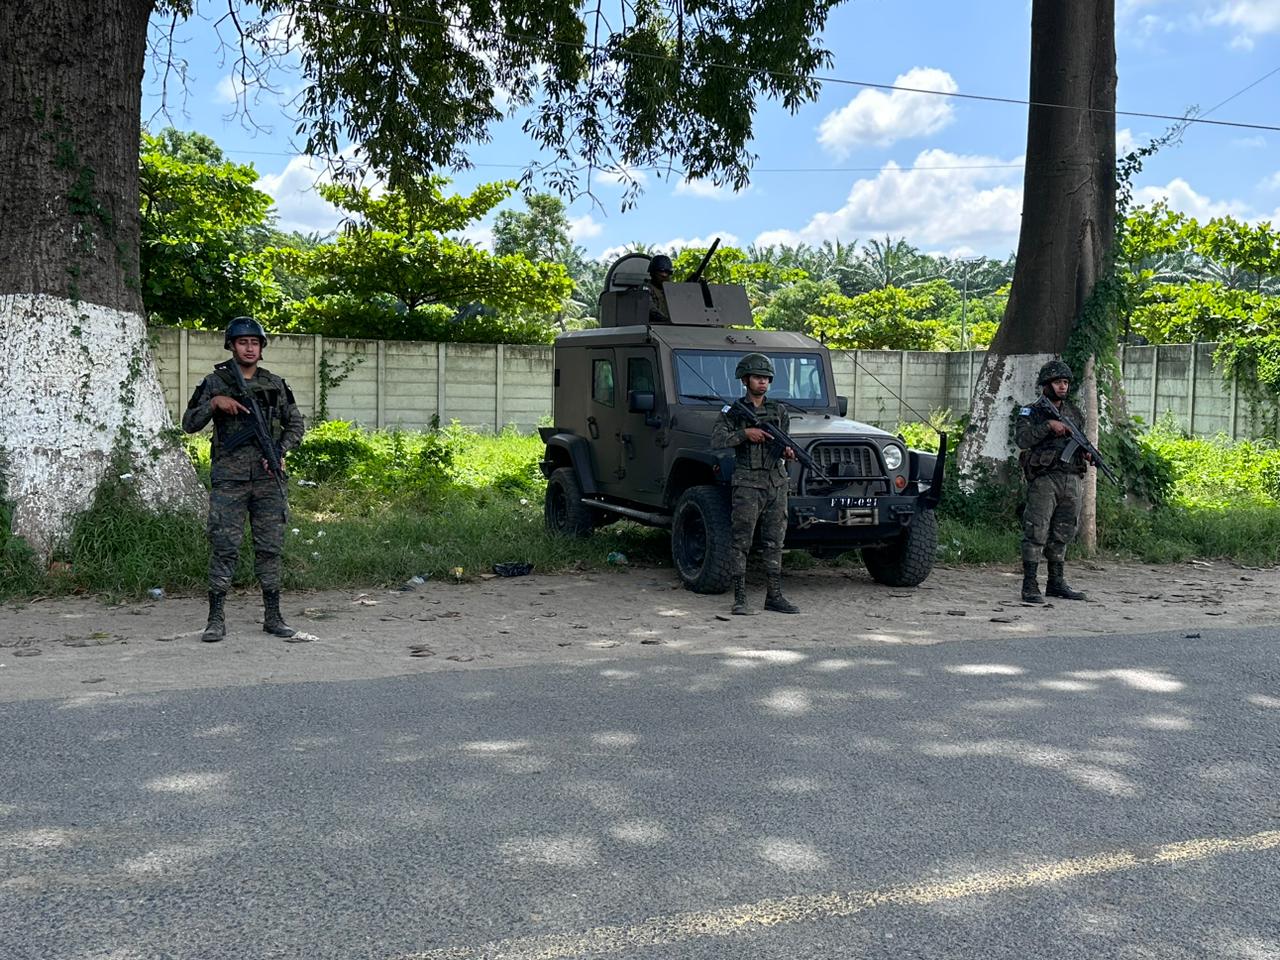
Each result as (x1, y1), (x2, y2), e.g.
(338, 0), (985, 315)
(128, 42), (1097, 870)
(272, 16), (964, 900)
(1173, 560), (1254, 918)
(730, 483), (788, 577)
(207, 478), (289, 593)
(1021, 471), (1082, 563)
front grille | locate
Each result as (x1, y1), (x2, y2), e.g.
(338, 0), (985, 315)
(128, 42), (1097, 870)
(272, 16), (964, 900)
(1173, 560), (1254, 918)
(811, 443), (879, 477)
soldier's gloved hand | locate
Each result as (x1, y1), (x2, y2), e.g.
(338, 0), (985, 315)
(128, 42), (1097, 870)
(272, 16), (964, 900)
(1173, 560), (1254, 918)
(744, 427), (769, 444)
(1047, 420), (1069, 436)
(211, 395), (250, 415)
(783, 446), (797, 460)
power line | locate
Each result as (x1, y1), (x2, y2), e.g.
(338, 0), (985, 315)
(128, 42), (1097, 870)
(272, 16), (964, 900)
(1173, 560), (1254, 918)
(1202, 63), (1280, 119)
(288, 0), (1280, 134)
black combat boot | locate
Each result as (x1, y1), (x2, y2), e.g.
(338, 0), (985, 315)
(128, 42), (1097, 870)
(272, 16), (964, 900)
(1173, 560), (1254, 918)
(731, 576), (754, 616)
(764, 574), (800, 614)
(1046, 562), (1088, 601)
(262, 590), (298, 637)
(202, 591), (226, 643)
(1021, 562), (1044, 604)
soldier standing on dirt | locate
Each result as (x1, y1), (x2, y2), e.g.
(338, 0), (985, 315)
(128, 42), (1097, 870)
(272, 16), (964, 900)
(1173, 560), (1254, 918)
(711, 353), (801, 616)
(647, 254), (673, 320)
(1015, 359), (1090, 604)
(182, 317), (307, 642)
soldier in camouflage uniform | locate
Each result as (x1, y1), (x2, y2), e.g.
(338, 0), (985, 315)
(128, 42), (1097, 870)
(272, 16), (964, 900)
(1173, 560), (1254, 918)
(647, 254), (673, 321)
(182, 317), (307, 642)
(1015, 359), (1091, 603)
(711, 353), (800, 616)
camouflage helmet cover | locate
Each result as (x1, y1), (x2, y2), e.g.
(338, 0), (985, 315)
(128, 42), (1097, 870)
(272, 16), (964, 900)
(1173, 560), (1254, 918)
(648, 254), (673, 275)
(1037, 359), (1073, 385)
(735, 352), (775, 380)
(224, 316), (268, 350)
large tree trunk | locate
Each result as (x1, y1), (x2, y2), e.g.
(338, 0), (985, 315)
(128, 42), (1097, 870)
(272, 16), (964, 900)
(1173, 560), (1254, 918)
(958, 0), (1116, 494)
(0, 0), (202, 560)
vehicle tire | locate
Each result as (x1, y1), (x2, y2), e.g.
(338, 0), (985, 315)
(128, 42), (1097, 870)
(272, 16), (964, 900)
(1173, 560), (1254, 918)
(862, 508), (938, 587)
(671, 485), (734, 594)
(544, 467), (595, 539)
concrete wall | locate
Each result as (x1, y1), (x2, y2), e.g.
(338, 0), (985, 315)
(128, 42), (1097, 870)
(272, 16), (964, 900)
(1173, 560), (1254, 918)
(153, 329), (1270, 439)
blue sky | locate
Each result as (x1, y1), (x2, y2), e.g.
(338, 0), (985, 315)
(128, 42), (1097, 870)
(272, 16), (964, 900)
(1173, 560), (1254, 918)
(143, 0), (1280, 261)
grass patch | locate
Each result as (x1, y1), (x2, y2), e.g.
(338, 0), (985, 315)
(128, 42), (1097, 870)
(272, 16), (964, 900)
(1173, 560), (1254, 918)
(4, 420), (1280, 600)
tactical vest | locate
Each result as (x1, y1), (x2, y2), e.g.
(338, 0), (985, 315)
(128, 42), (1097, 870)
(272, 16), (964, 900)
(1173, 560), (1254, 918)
(211, 364), (287, 458)
(1020, 400), (1087, 478)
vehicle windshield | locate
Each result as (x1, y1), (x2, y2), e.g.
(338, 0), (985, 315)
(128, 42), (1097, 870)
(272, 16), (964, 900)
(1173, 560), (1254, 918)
(673, 350), (829, 408)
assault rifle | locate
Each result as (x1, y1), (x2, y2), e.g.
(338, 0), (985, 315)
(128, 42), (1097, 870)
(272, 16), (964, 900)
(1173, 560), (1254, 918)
(221, 359), (289, 498)
(681, 392), (835, 485)
(1033, 395), (1120, 485)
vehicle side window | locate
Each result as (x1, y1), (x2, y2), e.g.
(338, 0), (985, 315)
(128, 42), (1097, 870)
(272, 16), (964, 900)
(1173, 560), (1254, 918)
(592, 359), (615, 406)
(628, 356), (655, 394)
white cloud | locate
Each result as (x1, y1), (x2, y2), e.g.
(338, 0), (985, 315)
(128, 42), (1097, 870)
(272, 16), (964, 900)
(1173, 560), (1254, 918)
(593, 165), (649, 189)
(255, 155), (345, 236)
(1209, 0), (1280, 47)
(569, 214), (603, 241)
(216, 73), (245, 105)
(674, 178), (749, 201)
(1116, 127), (1139, 156)
(1233, 135), (1267, 149)
(755, 149), (1023, 254)
(818, 67), (958, 156)
(1258, 170), (1280, 191)
(1133, 177), (1254, 220)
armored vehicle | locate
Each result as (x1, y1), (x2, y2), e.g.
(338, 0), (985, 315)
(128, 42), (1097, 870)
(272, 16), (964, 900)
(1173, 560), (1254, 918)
(539, 248), (945, 593)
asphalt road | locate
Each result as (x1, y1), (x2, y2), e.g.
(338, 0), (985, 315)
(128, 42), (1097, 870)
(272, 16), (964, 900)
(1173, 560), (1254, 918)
(3, 626), (1279, 959)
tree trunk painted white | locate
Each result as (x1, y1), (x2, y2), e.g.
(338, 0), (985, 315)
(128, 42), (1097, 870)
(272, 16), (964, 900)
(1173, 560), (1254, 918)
(0, 0), (204, 561)
(958, 0), (1115, 492)
(958, 351), (1056, 484)
(0, 294), (204, 559)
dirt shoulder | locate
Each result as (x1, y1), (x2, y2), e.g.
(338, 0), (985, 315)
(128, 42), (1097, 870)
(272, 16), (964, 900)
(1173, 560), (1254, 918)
(2, 559), (1275, 704)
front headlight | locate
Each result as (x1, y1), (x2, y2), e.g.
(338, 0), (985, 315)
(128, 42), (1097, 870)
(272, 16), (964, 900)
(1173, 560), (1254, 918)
(882, 443), (904, 471)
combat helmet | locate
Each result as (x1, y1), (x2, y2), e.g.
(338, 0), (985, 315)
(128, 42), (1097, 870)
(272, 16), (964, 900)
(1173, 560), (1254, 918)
(648, 254), (673, 276)
(1036, 359), (1073, 386)
(224, 316), (268, 350)
(735, 352), (775, 380)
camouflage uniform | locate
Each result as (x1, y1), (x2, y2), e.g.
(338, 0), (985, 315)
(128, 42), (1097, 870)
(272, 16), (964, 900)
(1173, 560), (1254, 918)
(647, 280), (669, 320)
(1016, 397), (1086, 563)
(183, 356), (305, 636)
(1015, 357), (1090, 602)
(712, 396), (791, 579)
(711, 352), (799, 615)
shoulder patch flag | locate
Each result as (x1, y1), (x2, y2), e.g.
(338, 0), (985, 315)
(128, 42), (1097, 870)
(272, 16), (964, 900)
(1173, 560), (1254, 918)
(1019, 406), (1032, 416)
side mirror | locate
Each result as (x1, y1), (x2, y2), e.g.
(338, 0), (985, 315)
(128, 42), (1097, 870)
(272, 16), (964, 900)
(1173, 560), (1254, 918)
(628, 390), (656, 413)
(836, 395), (849, 418)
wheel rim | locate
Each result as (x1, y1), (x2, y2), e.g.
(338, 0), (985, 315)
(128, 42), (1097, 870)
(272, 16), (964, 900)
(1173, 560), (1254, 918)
(675, 504), (707, 576)
(548, 482), (569, 530)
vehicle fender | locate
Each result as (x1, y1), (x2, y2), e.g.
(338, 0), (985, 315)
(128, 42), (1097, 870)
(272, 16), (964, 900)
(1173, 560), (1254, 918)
(540, 432), (599, 496)
(665, 448), (733, 506)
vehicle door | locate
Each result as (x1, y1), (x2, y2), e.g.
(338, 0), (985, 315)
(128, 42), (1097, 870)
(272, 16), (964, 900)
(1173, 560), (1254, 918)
(611, 346), (665, 498)
(586, 348), (626, 493)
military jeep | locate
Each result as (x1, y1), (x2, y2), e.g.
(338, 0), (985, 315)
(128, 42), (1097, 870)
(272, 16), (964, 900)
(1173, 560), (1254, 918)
(539, 250), (945, 593)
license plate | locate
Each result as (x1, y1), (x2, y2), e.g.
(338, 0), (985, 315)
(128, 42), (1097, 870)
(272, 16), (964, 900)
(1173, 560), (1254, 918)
(830, 496), (876, 508)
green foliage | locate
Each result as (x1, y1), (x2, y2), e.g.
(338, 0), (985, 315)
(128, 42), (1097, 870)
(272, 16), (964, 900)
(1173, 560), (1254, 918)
(274, 177), (572, 341)
(1141, 424), (1280, 509)
(139, 128), (282, 326)
(252, 1), (843, 203)
(806, 283), (951, 350)
(12, 424), (1280, 598)
(0, 452), (43, 599)
(754, 278), (840, 333)
(493, 193), (574, 263)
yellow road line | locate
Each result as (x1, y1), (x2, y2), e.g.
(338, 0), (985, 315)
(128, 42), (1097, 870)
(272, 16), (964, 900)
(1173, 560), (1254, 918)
(397, 829), (1280, 960)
